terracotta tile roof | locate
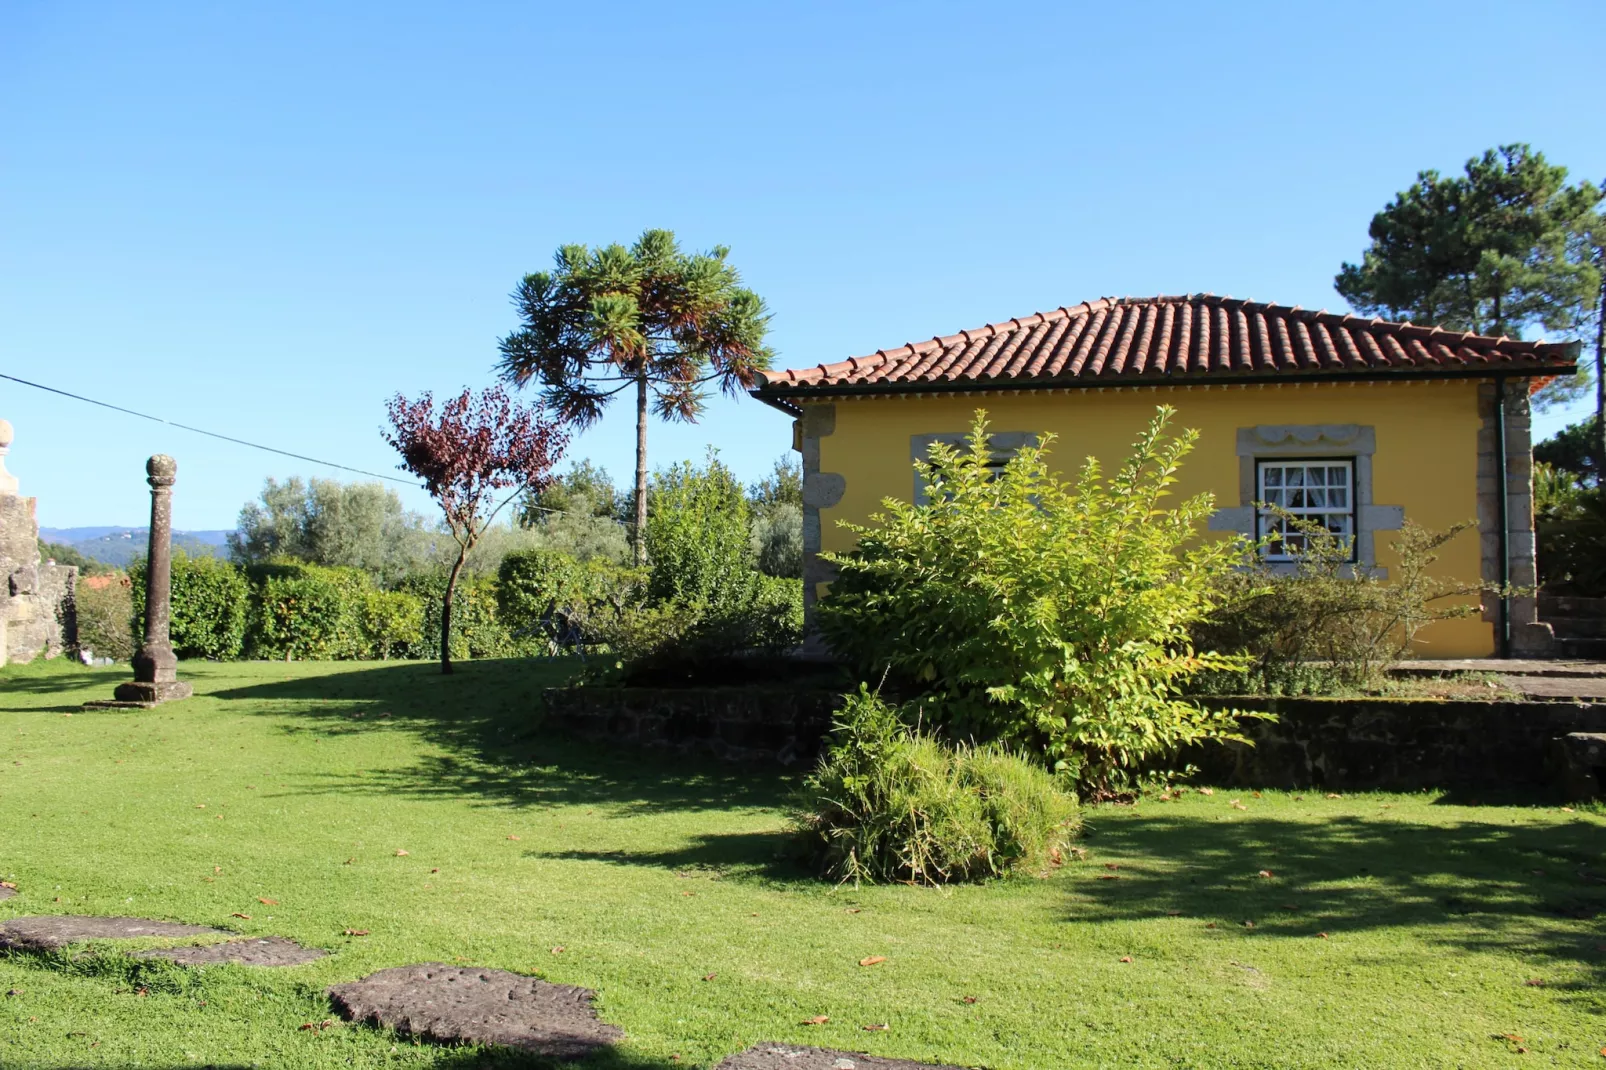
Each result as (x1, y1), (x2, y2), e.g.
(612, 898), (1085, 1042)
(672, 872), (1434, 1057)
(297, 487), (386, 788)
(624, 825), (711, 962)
(756, 294), (1579, 395)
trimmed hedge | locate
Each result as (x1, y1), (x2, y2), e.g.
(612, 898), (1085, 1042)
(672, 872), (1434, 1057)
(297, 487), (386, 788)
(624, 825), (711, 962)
(131, 552), (250, 660)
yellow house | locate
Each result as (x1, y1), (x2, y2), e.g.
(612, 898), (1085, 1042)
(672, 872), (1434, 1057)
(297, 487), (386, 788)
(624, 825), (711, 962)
(752, 294), (1581, 660)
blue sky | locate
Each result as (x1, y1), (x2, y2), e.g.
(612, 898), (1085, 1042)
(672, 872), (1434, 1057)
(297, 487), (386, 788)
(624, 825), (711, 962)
(4, 0), (1603, 531)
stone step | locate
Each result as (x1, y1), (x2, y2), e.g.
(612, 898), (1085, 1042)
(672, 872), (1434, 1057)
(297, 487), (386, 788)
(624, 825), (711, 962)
(1555, 636), (1606, 660)
(1539, 593), (1606, 618)
(1548, 615), (1606, 639)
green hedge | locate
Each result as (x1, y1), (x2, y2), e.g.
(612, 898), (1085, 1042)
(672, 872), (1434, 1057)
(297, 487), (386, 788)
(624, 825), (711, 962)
(131, 552), (250, 660)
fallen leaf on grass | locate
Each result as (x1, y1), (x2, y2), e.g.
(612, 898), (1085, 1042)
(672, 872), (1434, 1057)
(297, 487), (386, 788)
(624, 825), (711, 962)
(862, 1023), (889, 1032)
(1097, 874), (1121, 881)
(1230, 801), (1248, 811)
(342, 858), (354, 866)
(702, 973), (716, 982)
(1525, 978), (1545, 987)
(343, 929), (369, 936)
(1252, 791), (1263, 798)
(195, 804), (205, 809)
(258, 897), (279, 905)
(1317, 932), (1329, 939)
(859, 956), (886, 967)
(1103, 862), (1120, 870)
(1561, 807), (1575, 813)
(1198, 787), (1214, 796)
(1205, 923), (1217, 929)
(1119, 956), (1132, 963)
(844, 908), (862, 914)
(394, 850), (409, 857)
(507, 835), (521, 841)
(681, 891), (696, 897)
(430, 868), (439, 874)
(550, 946), (565, 955)
(5, 989), (21, 997)
(1242, 921), (1256, 930)
(1325, 793), (1342, 799)
(231, 913), (251, 919)
(298, 1019), (335, 1032)
(961, 996), (978, 1004)
(801, 1015), (829, 1026)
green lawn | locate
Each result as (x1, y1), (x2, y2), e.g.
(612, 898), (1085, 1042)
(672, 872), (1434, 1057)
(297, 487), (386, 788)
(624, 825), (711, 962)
(1, 657), (1603, 1069)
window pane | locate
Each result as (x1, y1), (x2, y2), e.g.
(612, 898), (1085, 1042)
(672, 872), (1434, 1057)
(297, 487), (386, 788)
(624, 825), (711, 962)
(1329, 487), (1348, 508)
(1287, 488), (1305, 508)
(1328, 466), (1349, 487)
(1263, 468), (1282, 488)
(1308, 488), (1326, 508)
(1310, 468), (1326, 487)
(1286, 468), (1304, 488)
(1264, 488), (1283, 506)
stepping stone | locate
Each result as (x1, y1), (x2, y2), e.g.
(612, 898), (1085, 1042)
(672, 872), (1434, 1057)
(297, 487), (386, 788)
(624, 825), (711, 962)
(0, 915), (226, 952)
(716, 1044), (966, 1070)
(137, 936), (327, 966)
(328, 964), (623, 1057)
(0, 883), (15, 901)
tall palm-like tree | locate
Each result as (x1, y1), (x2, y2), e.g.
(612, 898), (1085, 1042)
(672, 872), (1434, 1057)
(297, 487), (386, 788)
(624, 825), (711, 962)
(497, 229), (774, 565)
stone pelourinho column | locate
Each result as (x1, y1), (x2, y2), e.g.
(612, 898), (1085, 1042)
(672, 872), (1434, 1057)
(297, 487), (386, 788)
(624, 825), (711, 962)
(112, 454), (192, 704)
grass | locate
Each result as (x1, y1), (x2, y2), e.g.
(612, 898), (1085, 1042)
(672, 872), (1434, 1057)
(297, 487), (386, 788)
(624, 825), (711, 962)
(1, 657), (1603, 1069)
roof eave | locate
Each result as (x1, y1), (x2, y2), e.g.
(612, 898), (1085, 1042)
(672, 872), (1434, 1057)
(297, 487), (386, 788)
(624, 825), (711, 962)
(751, 362), (1580, 402)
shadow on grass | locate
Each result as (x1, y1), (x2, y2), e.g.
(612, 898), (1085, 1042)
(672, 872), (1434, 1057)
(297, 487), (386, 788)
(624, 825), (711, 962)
(0, 667), (122, 705)
(528, 829), (806, 883)
(211, 659), (797, 816)
(1073, 809), (1606, 996)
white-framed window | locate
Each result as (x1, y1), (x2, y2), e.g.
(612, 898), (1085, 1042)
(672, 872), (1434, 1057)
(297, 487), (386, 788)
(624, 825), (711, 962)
(1256, 459), (1356, 561)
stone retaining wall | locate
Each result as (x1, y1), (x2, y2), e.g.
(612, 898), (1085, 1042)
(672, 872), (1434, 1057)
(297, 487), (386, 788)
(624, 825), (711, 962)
(1190, 696), (1606, 791)
(543, 686), (841, 765)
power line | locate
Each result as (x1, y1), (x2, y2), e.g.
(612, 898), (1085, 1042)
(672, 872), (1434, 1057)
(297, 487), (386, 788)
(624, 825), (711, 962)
(0, 371), (420, 487)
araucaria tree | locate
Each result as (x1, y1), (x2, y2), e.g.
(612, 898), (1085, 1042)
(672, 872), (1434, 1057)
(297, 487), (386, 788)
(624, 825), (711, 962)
(383, 386), (566, 673)
(496, 229), (774, 565)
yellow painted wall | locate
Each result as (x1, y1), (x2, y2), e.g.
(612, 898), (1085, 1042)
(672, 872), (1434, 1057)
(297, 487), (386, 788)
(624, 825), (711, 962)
(809, 379), (1494, 658)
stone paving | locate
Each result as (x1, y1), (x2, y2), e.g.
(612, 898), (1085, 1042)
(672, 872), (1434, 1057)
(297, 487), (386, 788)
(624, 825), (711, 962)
(327, 964), (623, 1057)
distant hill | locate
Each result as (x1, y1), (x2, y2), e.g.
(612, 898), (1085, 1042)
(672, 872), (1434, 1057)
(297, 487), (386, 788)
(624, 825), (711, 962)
(39, 528), (231, 568)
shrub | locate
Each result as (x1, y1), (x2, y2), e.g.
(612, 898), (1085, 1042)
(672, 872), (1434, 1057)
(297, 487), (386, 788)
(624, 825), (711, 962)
(497, 549), (644, 653)
(360, 589), (425, 660)
(130, 552), (250, 660)
(399, 572), (519, 661)
(1192, 514), (1491, 693)
(1534, 462), (1606, 596)
(792, 687), (1079, 885)
(645, 453), (758, 610)
(818, 407), (1260, 795)
(74, 573), (135, 662)
(247, 562), (373, 660)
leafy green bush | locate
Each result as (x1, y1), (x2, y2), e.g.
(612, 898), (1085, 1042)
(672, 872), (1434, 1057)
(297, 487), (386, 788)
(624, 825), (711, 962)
(131, 552), (250, 660)
(497, 549), (644, 653)
(1534, 462), (1606, 596)
(1192, 514), (1490, 693)
(646, 453), (758, 610)
(359, 589), (425, 659)
(399, 572), (519, 661)
(792, 687), (1079, 885)
(74, 574), (135, 662)
(249, 563), (371, 660)
(818, 408), (1259, 795)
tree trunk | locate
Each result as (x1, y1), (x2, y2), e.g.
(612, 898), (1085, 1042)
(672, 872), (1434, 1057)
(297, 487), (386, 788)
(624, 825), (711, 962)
(633, 371), (649, 568)
(440, 545), (468, 675)
(1595, 270), (1605, 481)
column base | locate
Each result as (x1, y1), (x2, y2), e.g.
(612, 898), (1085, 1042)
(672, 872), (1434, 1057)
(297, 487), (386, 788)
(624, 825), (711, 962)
(84, 680), (194, 709)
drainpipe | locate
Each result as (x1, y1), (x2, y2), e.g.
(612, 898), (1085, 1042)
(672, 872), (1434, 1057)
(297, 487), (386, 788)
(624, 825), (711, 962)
(1494, 375), (1512, 658)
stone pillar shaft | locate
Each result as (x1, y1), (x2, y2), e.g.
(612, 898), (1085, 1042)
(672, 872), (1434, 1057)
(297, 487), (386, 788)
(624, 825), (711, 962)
(106, 454), (191, 705)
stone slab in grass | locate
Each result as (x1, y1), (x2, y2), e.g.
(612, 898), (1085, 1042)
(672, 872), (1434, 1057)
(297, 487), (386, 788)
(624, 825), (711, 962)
(0, 884), (15, 901)
(328, 964), (623, 1057)
(716, 1044), (967, 1070)
(137, 936), (327, 966)
(0, 915), (226, 952)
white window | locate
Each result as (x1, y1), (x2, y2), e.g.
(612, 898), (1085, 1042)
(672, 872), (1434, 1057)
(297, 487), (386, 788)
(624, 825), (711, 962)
(1257, 459), (1356, 561)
